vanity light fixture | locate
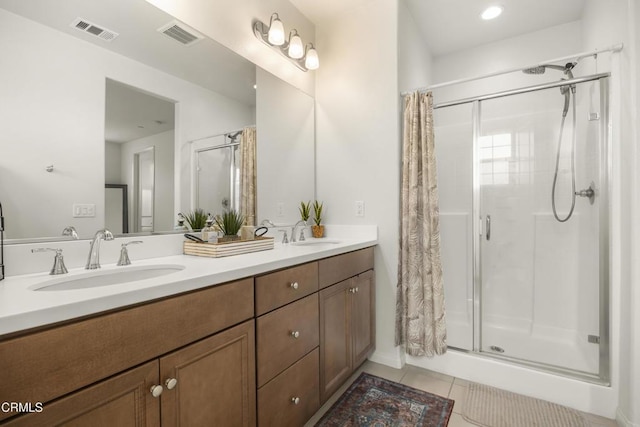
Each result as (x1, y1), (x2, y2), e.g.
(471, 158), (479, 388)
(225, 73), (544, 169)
(253, 13), (319, 72)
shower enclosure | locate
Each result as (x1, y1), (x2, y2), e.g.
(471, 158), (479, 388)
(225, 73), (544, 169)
(434, 72), (610, 382)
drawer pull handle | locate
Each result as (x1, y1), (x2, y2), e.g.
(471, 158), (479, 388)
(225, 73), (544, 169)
(165, 378), (178, 390)
(291, 330), (300, 338)
(150, 385), (163, 398)
(290, 282), (299, 290)
(291, 397), (300, 405)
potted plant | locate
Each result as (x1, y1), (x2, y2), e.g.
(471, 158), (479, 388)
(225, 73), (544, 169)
(214, 209), (245, 242)
(311, 200), (324, 238)
(182, 208), (208, 231)
(299, 201), (311, 223)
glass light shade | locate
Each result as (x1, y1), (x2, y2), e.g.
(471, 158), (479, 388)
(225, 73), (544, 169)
(288, 34), (304, 59)
(268, 17), (285, 45)
(305, 47), (319, 70)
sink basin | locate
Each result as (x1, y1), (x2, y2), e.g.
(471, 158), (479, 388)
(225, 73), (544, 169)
(290, 239), (341, 246)
(31, 264), (185, 291)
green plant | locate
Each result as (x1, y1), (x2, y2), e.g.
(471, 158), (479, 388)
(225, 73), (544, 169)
(299, 201), (311, 222)
(182, 209), (208, 231)
(312, 200), (323, 226)
(214, 209), (245, 236)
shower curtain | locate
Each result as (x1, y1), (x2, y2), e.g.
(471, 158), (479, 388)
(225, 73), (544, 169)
(395, 91), (447, 357)
(239, 126), (257, 226)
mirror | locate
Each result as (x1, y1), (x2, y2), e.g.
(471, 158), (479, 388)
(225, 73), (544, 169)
(0, 0), (315, 241)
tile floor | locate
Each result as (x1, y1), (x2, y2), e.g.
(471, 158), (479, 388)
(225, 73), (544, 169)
(304, 361), (618, 427)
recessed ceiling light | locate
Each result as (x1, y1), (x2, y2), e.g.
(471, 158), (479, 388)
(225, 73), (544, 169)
(481, 5), (503, 20)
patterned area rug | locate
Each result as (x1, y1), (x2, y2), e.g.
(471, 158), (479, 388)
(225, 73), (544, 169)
(462, 382), (589, 427)
(315, 373), (454, 427)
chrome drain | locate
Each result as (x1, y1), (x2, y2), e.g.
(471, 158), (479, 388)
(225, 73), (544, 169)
(489, 345), (505, 353)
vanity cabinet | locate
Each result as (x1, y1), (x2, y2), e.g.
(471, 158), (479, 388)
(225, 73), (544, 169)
(318, 249), (375, 403)
(1, 246), (375, 426)
(0, 279), (255, 426)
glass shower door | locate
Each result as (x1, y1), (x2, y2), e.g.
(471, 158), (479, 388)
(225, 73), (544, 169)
(478, 80), (604, 375)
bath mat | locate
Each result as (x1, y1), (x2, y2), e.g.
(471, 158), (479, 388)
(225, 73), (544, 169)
(462, 382), (589, 427)
(315, 372), (453, 426)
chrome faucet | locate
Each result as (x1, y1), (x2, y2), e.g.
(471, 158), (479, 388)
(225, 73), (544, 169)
(86, 229), (114, 269)
(291, 220), (307, 243)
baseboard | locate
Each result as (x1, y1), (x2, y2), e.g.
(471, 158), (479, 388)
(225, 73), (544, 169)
(368, 349), (404, 369)
(617, 407), (639, 427)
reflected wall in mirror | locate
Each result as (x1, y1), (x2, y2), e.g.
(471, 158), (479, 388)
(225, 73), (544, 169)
(0, 0), (316, 242)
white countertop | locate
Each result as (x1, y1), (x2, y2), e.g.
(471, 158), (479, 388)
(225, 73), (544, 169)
(0, 233), (377, 336)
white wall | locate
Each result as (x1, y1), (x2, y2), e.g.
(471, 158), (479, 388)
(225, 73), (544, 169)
(398, 0), (433, 92)
(581, 0), (639, 424)
(315, 0), (402, 367)
(144, 0), (316, 96)
(256, 68), (315, 225)
(105, 142), (123, 184)
(0, 9), (253, 241)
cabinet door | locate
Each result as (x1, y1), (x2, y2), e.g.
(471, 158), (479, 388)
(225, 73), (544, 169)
(352, 270), (375, 368)
(2, 361), (160, 427)
(319, 279), (352, 403)
(159, 320), (256, 427)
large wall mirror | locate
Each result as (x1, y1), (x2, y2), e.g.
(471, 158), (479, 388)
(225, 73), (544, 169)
(0, 0), (315, 242)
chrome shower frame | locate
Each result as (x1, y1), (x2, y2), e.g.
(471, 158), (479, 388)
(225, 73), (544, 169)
(434, 72), (612, 385)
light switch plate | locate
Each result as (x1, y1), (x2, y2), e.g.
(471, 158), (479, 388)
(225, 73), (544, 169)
(73, 203), (96, 218)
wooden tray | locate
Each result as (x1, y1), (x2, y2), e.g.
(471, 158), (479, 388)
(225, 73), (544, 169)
(183, 236), (274, 258)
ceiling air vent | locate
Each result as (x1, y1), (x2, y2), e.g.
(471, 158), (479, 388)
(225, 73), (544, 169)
(70, 17), (119, 42)
(158, 20), (204, 46)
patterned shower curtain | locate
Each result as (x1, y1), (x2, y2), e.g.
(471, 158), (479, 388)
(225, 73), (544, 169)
(239, 126), (257, 226)
(395, 91), (447, 357)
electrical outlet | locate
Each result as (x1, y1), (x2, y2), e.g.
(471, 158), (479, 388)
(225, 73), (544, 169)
(73, 203), (96, 218)
(355, 201), (365, 217)
(276, 202), (284, 217)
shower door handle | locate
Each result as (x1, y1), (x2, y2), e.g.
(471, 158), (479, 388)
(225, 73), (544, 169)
(486, 215), (491, 241)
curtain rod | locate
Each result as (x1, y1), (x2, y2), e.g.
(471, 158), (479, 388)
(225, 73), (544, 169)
(401, 43), (623, 96)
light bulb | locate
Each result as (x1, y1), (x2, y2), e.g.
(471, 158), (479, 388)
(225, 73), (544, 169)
(305, 46), (319, 70)
(481, 5), (503, 20)
(288, 32), (304, 59)
(268, 14), (285, 45)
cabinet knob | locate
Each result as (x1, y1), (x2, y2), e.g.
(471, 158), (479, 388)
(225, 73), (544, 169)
(150, 384), (163, 398)
(349, 288), (356, 294)
(290, 282), (299, 290)
(165, 378), (178, 390)
(290, 330), (300, 339)
(355, 287), (359, 293)
(291, 397), (300, 405)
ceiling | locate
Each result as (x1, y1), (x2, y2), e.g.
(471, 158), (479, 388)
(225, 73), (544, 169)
(291, 0), (586, 57)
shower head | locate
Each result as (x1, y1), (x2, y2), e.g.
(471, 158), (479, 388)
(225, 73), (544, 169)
(523, 62), (577, 76)
(522, 65), (546, 75)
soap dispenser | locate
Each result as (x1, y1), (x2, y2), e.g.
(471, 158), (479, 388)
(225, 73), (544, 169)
(201, 214), (217, 243)
(174, 213), (187, 231)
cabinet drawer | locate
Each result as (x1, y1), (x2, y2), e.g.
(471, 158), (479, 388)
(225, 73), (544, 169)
(255, 262), (318, 315)
(258, 348), (320, 427)
(318, 247), (374, 289)
(0, 278), (254, 415)
(256, 294), (319, 387)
